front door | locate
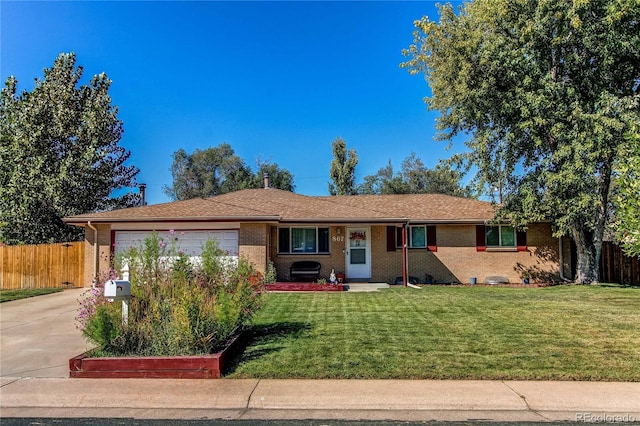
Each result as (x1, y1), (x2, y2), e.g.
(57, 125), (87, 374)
(346, 227), (371, 280)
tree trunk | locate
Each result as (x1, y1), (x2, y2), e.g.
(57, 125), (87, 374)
(572, 163), (612, 284)
(572, 226), (603, 284)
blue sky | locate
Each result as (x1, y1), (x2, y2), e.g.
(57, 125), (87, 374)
(1, 1), (466, 205)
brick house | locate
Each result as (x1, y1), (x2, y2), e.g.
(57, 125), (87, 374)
(64, 186), (570, 286)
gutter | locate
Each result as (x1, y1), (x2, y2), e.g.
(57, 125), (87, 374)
(280, 218), (493, 224)
(65, 216), (503, 226)
(281, 218), (409, 225)
(63, 215), (282, 225)
(86, 221), (99, 287)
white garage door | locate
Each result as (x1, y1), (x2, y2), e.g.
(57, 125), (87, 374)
(114, 230), (239, 257)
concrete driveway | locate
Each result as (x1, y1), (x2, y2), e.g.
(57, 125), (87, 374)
(0, 288), (92, 378)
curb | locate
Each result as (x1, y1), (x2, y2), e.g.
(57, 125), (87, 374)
(2, 378), (639, 422)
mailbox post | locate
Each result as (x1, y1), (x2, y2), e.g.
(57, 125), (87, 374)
(104, 280), (131, 325)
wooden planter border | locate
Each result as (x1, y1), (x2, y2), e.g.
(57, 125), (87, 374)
(69, 331), (247, 379)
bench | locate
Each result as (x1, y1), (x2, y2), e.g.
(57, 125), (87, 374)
(289, 261), (321, 282)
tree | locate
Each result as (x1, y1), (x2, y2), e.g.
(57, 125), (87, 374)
(401, 0), (640, 283)
(163, 144), (251, 200)
(401, 153), (472, 197)
(253, 159), (295, 192)
(328, 137), (358, 195)
(0, 53), (139, 244)
(163, 144), (295, 200)
(357, 161), (403, 195)
(356, 154), (473, 197)
(614, 129), (640, 257)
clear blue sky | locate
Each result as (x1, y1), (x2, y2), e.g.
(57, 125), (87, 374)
(1, 1), (466, 206)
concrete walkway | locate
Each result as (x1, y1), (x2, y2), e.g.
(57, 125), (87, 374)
(1, 289), (639, 422)
(345, 282), (390, 292)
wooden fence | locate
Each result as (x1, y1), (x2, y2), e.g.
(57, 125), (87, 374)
(0, 242), (85, 289)
(600, 241), (640, 286)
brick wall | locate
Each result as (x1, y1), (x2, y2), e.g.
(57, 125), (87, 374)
(371, 226), (398, 282)
(371, 223), (560, 284)
(83, 221), (561, 285)
(271, 226), (346, 282)
(84, 224), (112, 287)
(239, 223), (269, 275)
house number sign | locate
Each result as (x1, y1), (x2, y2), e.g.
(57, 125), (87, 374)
(332, 235), (345, 242)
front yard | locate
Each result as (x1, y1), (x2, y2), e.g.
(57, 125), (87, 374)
(229, 285), (640, 381)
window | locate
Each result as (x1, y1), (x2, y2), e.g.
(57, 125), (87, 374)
(411, 226), (426, 248)
(486, 225), (515, 247)
(477, 224), (525, 252)
(395, 226), (427, 248)
(278, 227), (329, 254)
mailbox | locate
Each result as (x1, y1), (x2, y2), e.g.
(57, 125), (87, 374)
(104, 280), (131, 300)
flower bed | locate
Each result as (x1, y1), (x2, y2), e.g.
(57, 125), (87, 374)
(265, 283), (345, 292)
(69, 331), (247, 379)
(74, 231), (264, 371)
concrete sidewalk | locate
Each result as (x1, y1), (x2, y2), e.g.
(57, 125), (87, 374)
(1, 377), (639, 422)
(1, 289), (639, 422)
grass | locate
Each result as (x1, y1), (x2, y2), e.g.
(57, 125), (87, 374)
(228, 284), (640, 381)
(0, 288), (63, 303)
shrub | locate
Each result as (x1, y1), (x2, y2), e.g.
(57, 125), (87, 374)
(77, 231), (264, 356)
(264, 261), (277, 284)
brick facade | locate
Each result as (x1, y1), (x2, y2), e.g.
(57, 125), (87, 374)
(239, 223), (269, 275)
(269, 222), (561, 284)
(372, 223), (560, 284)
(84, 221), (561, 286)
(270, 225), (346, 282)
(82, 224), (112, 287)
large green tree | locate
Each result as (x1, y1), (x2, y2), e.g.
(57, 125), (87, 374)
(163, 144), (294, 200)
(357, 153), (472, 197)
(402, 0), (640, 283)
(0, 53), (139, 244)
(253, 159), (295, 192)
(614, 128), (640, 257)
(328, 137), (358, 195)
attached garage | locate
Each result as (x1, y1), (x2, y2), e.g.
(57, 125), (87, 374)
(113, 230), (239, 257)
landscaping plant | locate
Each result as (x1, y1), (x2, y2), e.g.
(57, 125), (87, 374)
(76, 231), (264, 356)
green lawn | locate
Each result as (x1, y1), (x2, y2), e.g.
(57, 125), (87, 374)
(228, 285), (640, 381)
(0, 288), (63, 303)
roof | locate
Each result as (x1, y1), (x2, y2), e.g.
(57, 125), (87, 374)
(64, 188), (497, 225)
(317, 193), (497, 222)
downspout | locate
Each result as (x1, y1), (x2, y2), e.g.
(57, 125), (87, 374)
(402, 223), (408, 287)
(559, 236), (568, 281)
(87, 221), (99, 287)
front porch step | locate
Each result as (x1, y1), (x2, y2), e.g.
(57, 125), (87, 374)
(344, 283), (390, 292)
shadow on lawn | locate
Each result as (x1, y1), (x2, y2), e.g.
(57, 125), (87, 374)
(598, 283), (640, 289)
(226, 322), (311, 373)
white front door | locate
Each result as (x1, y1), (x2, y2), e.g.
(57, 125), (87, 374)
(346, 227), (371, 280)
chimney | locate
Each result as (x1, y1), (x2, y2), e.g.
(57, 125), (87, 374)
(263, 173), (270, 189)
(138, 183), (147, 206)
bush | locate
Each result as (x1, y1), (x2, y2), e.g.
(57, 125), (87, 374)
(264, 261), (277, 284)
(77, 231), (264, 356)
